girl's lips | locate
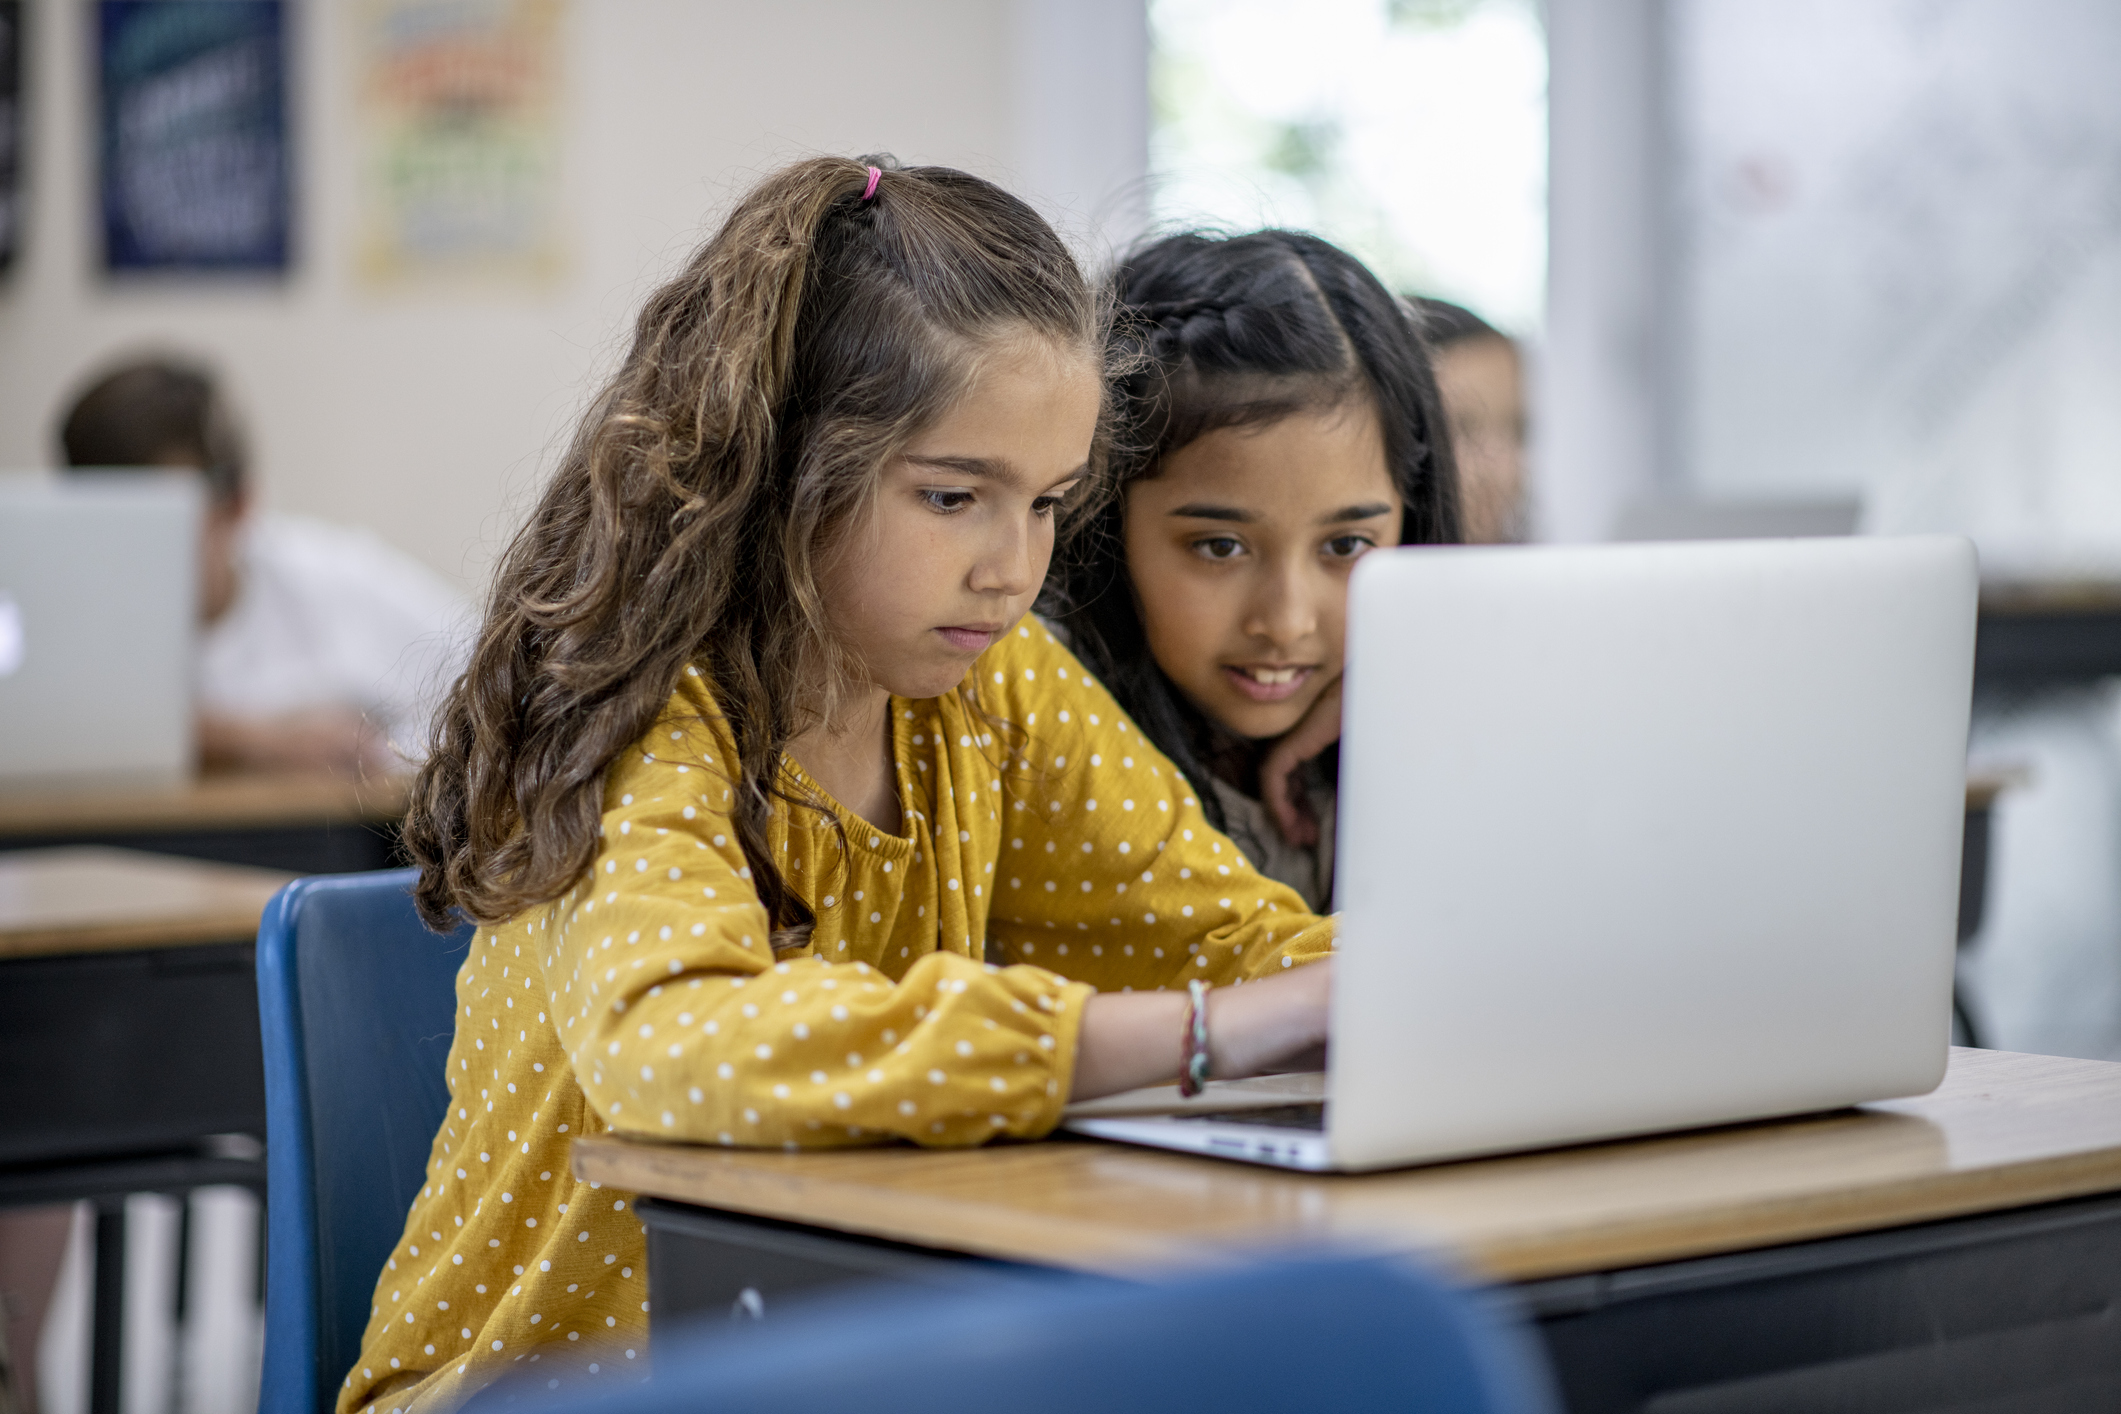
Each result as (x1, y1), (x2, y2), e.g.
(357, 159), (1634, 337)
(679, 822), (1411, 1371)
(1221, 664), (1316, 703)
(936, 626), (1000, 653)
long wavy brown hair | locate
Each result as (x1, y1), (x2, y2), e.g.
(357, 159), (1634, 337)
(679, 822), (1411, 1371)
(406, 156), (1114, 932)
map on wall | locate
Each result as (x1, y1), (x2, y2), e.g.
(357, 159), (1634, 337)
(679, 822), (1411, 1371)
(353, 0), (566, 289)
(98, 1), (291, 273)
(1669, 0), (2121, 576)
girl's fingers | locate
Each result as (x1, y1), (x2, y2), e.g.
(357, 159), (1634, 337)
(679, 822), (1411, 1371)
(1260, 676), (1346, 844)
(1258, 749), (1315, 845)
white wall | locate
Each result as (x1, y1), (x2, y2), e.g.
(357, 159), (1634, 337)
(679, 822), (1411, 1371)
(0, 0), (1148, 590)
(1536, 0), (1662, 542)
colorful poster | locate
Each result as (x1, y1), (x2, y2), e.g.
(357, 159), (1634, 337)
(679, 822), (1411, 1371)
(354, 0), (566, 287)
(98, 1), (290, 273)
(0, 2), (20, 274)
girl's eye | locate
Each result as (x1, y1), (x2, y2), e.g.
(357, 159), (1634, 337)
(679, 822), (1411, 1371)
(1323, 534), (1376, 560)
(920, 490), (975, 514)
(1031, 494), (1064, 517)
(1192, 537), (1245, 562)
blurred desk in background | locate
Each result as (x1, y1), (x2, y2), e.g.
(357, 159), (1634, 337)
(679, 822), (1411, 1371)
(0, 768), (410, 874)
(1959, 772), (2012, 949)
(0, 846), (291, 1414)
(0, 845), (288, 1179)
(1977, 581), (2121, 690)
(1955, 776), (2008, 1045)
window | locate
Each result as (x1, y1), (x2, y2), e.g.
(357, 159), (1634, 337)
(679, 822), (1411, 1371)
(1149, 0), (1547, 331)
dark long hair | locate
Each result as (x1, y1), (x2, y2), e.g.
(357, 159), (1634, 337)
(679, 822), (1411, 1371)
(406, 156), (1114, 931)
(1044, 230), (1459, 829)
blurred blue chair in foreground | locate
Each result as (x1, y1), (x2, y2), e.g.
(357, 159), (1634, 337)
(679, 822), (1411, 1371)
(255, 869), (473, 1414)
(474, 1252), (1560, 1414)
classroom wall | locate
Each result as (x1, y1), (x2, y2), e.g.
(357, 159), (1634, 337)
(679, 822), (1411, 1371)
(1536, 0), (1660, 543)
(0, 0), (1149, 590)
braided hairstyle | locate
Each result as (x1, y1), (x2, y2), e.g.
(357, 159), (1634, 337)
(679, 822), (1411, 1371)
(1043, 230), (1459, 830)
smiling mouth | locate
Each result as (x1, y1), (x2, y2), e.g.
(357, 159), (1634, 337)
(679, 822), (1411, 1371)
(1222, 663), (1317, 703)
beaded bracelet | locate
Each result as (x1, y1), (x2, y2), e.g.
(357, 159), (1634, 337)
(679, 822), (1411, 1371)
(1178, 978), (1212, 1098)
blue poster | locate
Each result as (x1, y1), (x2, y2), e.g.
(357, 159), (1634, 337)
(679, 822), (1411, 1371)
(0, 2), (20, 273)
(99, 1), (289, 272)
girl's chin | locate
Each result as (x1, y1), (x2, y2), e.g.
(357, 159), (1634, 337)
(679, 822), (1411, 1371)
(881, 660), (984, 703)
(1207, 694), (1309, 743)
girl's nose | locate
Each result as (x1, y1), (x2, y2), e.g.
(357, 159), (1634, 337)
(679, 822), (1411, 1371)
(969, 518), (1038, 598)
(1243, 559), (1321, 646)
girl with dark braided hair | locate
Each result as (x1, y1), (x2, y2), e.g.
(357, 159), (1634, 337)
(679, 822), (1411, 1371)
(1046, 231), (1461, 910)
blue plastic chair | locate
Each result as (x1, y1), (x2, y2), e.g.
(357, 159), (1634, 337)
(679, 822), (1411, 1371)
(255, 869), (474, 1414)
(472, 1252), (1561, 1414)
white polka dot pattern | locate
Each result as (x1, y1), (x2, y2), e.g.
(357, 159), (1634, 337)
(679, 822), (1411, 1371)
(341, 622), (1331, 1412)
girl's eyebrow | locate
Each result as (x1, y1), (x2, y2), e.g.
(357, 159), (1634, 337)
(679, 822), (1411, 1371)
(904, 455), (1089, 494)
(1319, 502), (1396, 525)
(904, 454), (1012, 481)
(1167, 501), (1396, 525)
(1168, 502), (1254, 522)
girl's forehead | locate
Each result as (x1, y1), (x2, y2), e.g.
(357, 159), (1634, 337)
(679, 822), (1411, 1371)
(898, 336), (1102, 471)
(956, 322), (1096, 381)
(1143, 400), (1396, 509)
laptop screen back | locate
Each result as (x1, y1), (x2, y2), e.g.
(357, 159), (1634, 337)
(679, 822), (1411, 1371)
(0, 471), (200, 785)
(1329, 537), (1976, 1170)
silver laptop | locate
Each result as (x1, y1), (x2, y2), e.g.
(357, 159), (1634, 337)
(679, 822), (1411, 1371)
(0, 471), (200, 785)
(1066, 536), (1977, 1171)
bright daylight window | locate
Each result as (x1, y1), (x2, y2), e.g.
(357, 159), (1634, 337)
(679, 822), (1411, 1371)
(1149, 0), (1547, 334)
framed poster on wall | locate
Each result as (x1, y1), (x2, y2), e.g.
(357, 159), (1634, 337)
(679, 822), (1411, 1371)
(353, 0), (566, 289)
(0, 1), (20, 274)
(98, 0), (289, 273)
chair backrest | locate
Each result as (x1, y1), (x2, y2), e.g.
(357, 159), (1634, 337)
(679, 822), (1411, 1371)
(256, 869), (473, 1414)
(474, 1253), (1560, 1414)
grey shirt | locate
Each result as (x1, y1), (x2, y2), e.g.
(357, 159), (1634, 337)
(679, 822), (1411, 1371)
(1208, 774), (1337, 915)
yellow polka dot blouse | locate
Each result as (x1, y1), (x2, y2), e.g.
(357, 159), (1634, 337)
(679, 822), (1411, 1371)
(343, 621), (1335, 1412)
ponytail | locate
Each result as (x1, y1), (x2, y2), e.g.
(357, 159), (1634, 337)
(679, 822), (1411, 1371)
(406, 157), (1113, 932)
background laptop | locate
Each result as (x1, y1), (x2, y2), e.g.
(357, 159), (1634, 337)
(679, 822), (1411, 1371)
(0, 470), (200, 786)
(1067, 536), (1978, 1171)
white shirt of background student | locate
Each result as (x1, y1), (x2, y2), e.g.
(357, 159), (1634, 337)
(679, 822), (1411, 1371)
(196, 498), (469, 774)
(60, 358), (471, 776)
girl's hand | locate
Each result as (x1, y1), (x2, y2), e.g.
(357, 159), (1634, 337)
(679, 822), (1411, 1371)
(198, 706), (400, 778)
(1205, 957), (1332, 1079)
(1258, 674), (1344, 846)
(1070, 960), (1333, 1100)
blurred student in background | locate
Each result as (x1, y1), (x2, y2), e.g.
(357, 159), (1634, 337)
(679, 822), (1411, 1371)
(1047, 232), (1460, 909)
(59, 357), (468, 775)
(1409, 296), (1526, 545)
(0, 359), (471, 1412)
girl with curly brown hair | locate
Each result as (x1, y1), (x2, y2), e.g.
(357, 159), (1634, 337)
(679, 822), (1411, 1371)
(346, 158), (1334, 1411)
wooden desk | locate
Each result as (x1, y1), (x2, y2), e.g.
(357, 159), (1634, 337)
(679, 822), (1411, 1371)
(577, 1049), (2121, 1413)
(1, 846), (290, 1167)
(0, 846), (292, 959)
(0, 768), (411, 874)
(0, 846), (293, 1414)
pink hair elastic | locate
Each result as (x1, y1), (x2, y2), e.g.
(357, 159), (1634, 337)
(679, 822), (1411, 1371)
(861, 166), (882, 202)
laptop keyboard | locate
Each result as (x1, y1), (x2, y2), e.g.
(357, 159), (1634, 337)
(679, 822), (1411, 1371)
(1173, 1103), (1326, 1132)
